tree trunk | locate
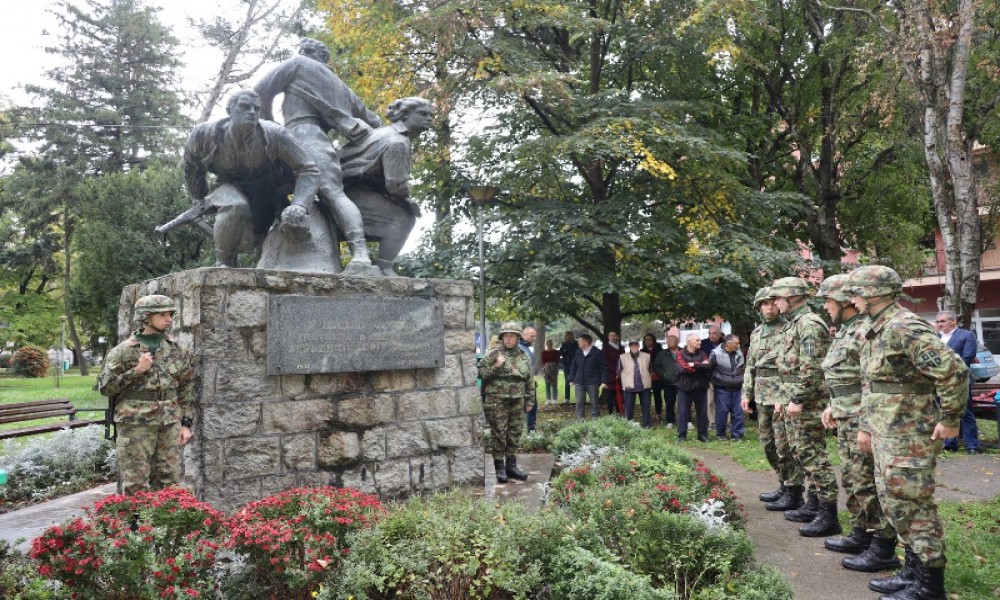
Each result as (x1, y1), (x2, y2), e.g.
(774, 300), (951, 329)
(533, 320), (546, 375)
(62, 219), (88, 376)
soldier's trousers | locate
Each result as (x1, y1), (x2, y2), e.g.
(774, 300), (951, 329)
(758, 404), (780, 475)
(116, 421), (182, 496)
(774, 409), (803, 487)
(483, 394), (523, 459)
(872, 433), (946, 567)
(837, 416), (893, 537)
(789, 409), (838, 501)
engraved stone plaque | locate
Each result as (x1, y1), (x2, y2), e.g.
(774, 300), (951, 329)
(267, 295), (445, 374)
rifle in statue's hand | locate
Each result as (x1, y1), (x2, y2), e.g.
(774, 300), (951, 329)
(155, 200), (215, 236)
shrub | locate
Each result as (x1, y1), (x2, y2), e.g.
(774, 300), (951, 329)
(691, 566), (794, 600)
(330, 492), (545, 600)
(547, 545), (676, 600)
(0, 539), (54, 600)
(0, 425), (115, 510)
(224, 487), (386, 600)
(10, 346), (49, 378)
(29, 487), (224, 600)
(0, 352), (13, 369)
(549, 416), (649, 457)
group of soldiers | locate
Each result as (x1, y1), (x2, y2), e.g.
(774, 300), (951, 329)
(742, 266), (969, 600)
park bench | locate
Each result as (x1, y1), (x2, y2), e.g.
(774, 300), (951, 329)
(0, 399), (109, 440)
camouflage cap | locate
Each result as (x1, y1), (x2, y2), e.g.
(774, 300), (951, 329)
(497, 321), (522, 338)
(753, 286), (774, 308)
(816, 274), (853, 302)
(769, 276), (810, 298)
(133, 294), (177, 322)
(845, 265), (902, 299)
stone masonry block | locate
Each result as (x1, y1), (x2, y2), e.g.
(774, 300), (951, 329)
(203, 478), (260, 513)
(374, 458), (411, 496)
(262, 398), (334, 433)
(409, 455), (437, 490)
(370, 369), (416, 393)
(203, 403), (261, 439)
(362, 426), (386, 460)
(450, 445), (485, 486)
(261, 474), (297, 497)
(226, 289), (268, 328)
(318, 431), (360, 468)
(444, 330), (474, 353)
(458, 386), (482, 416)
(415, 353), (462, 389)
(203, 359), (277, 402)
(424, 418), (473, 450)
(339, 466), (377, 494)
(282, 434), (316, 471)
(386, 422), (431, 458)
(397, 390), (457, 420)
(336, 394), (395, 428)
(309, 373), (368, 396)
(225, 438), (280, 478)
(433, 281), (473, 297)
(459, 354), (478, 386)
(442, 297), (467, 329)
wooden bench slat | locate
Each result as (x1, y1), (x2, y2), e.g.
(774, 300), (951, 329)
(0, 419), (106, 440)
(0, 404), (75, 417)
(0, 408), (77, 425)
(0, 398), (72, 410)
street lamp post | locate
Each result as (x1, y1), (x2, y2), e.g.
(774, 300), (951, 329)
(467, 185), (500, 355)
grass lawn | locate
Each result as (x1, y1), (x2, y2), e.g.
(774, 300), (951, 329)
(0, 372), (106, 439)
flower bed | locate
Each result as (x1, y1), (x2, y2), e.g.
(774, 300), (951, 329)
(14, 419), (792, 600)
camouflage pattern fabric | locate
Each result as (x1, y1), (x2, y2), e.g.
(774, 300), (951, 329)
(859, 302), (970, 567)
(822, 314), (866, 419)
(777, 303), (838, 501)
(837, 415), (894, 536)
(478, 346), (534, 459)
(99, 331), (196, 494)
(116, 421), (182, 495)
(757, 404), (780, 473)
(773, 402), (803, 486)
(744, 318), (786, 478)
(99, 333), (196, 425)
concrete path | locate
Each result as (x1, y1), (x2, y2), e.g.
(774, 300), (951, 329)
(473, 453), (555, 513)
(691, 449), (999, 600)
(0, 482), (116, 552)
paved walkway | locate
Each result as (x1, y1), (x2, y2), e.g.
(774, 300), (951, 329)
(474, 453), (555, 513)
(0, 483), (116, 552)
(691, 449), (1000, 600)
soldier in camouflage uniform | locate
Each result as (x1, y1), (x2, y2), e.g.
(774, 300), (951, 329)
(847, 266), (968, 600)
(768, 276), (841, 537)
(98, 295), (196, 495)
(740, 287), (795, 502)
(817, 275), (900, 572)
(478, 322), (536, 484)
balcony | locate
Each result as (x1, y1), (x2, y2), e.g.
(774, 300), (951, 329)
(919, 245), (1000, 278)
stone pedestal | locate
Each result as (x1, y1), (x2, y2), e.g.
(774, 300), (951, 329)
(118, 268), (484, 511)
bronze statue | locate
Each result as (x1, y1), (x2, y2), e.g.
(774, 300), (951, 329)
(254, 38), (383, 275)
(340, 97), (433, 276)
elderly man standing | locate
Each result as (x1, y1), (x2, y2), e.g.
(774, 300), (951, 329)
(676, 334), (712, 442)
(847, 266), (969, 600)
(518, 326), (539, 433)
(816, 275), (899, 573)
(935, 310), (981, 454)
(478, 322), (535, 483)
(568, 334), (609, 420)
(710, 334), (745, 441)
(769, 276), (840, 537)
(558, 331), (578, 404)
(702, 325), (725, 430)
(98, 295), (196, 495)
(620, 340), (653, 428)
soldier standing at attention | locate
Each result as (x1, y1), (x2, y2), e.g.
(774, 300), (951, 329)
(98, 295), (195, 495)
(741, 287), (794, 503)
(816, 275), (900, 573)
(846, 266), (968, 600)
(478, 322), (535, 484)
(769, 277), (841, 537)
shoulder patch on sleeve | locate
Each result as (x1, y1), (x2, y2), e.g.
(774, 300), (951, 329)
(916, 349), (943, 369)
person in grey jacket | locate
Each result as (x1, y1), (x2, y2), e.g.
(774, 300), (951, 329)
(651, 334), (681, 427)
(710, 334), (746, 440)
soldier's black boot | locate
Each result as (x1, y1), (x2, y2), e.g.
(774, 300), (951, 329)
(505, 456), (528, 481)
(799, 500), (841, 537)
(879, 562), (945, 600)
(759, 483), (785, 502)
(493, 459), (508, 483)
(784, 491), (818, 522)
(824, 526), (873, 554)
(869, 546), (917, 593)
(765, 485), (803, 511)
(843, 535), (901, 572)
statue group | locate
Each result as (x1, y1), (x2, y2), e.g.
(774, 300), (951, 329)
(157, 38), (431, 276)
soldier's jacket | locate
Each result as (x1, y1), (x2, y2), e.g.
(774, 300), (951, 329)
(98, 332), (196, 426)
(478, 346), (536, 402)
(776, 303), (830, 408)
(822, 314), (867, 419)
(742, 318), (785, 406)
(858, 304), (969, 436)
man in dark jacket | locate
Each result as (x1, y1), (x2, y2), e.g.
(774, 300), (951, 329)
(710, 334), (746, 441)
(653, 334), (681, 427)
(676, 334), (712, 442)
(568, 334), (610, 420)
(558, 331), (578, 404)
